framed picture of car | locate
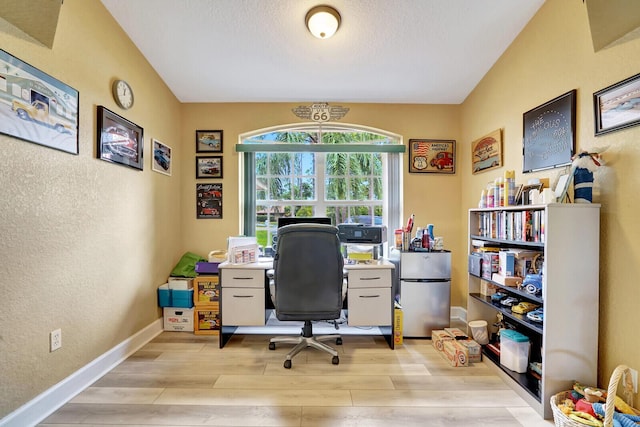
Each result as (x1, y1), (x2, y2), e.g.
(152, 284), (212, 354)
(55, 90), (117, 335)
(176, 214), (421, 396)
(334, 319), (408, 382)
(408, 139), (455, 174)
(196, 155), (223, 179)
(97, 106), (143, 170)
(151, 138), (172, 176)
(196, 130), (223, 153)
(594, 72), (640, 136)
(197, 183), (222, 219)
(0, 49), (79, 155)
(471, 129), (502, 174)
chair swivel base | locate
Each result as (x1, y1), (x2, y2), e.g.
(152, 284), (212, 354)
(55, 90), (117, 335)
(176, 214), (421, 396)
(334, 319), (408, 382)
(269, 321), (342, 369)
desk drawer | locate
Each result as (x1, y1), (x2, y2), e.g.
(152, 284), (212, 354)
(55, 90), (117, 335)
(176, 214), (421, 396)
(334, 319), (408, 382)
(348, 269), (392, 288)
(347, 287), (391, 326)
(220, 269), (264, 288)
(221, 288), (265, 325)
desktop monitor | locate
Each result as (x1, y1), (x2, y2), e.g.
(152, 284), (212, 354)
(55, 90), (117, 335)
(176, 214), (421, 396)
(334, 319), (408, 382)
(277, 216), (332, 228)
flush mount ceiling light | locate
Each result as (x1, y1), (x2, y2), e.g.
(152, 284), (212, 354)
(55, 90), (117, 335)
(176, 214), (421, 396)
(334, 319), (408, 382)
(305, 5), (341, 39)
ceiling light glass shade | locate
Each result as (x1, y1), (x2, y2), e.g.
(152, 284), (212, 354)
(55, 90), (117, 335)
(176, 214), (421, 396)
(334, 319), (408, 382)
(306, 6), (341, 39)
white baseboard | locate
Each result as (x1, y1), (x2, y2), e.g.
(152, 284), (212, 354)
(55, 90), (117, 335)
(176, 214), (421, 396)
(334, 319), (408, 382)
(450, 305), (467, 323)
(0, 318), (163, 427)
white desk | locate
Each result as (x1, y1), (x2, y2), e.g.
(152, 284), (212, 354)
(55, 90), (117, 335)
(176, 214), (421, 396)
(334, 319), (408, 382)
(218, 258), (396, 349)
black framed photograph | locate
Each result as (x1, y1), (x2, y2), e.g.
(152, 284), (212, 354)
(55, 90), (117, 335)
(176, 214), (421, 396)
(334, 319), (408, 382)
(196, 130), (223, 153)
(152, 138), (172, 176)
(197, 183), (222, 219)
(0, 49), (79, 154)
(523, 90), (576, 173)
(594, 72), (640, 136)
(97, 106), (143, 170)
(196, 156), (223, 179)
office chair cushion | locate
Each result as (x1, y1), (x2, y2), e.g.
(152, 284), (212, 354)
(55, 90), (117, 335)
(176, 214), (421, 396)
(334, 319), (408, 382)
(272, 224), (344, 321)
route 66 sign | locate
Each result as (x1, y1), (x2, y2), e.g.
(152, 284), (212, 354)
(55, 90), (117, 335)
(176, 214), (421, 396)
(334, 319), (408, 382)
(292, 102), (349, 123)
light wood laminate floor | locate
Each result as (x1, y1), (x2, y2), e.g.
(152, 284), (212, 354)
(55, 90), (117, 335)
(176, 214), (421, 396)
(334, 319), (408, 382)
(40, 327), (554, 426)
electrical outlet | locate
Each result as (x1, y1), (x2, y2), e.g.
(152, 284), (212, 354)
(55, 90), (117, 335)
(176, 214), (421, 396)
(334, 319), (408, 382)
(629, 368), (638, 394)
(50, 329), (62, 352)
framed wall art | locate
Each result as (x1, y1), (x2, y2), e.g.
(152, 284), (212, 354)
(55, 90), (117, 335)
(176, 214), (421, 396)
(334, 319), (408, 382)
(97, 106), (143, 170)
(408, 139), (455, 174)
(196, 130), (223, 153)
(594, 72), (640, 136)
(197, 183), (222, 219)
(471, 129), (502, 174)
(152, 138), (172, 176)
(0, 49), (79, 154)
(196, 155), (223, 179)
(523, 90), (576, 173)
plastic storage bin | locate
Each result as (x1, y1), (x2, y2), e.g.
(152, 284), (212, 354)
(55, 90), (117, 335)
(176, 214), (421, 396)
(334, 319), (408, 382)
(500, 329), (530, 373)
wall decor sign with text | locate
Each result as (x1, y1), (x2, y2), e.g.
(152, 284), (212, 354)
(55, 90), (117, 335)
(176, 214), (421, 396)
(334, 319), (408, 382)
(0, 49), (79, 154)
(522, 89), (576, 173)
(408, 139), (455, 174)
(197, 183), (222, 219)
(471, 129), (502, 174)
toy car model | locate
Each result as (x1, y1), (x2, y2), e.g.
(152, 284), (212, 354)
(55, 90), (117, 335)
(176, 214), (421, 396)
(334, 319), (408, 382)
(511, 301), (539, 314)
(500, 296), (519, 307)
(526, 308), (544, 323)
(522, 274), (543, 296)
(491, 292), (508, 304)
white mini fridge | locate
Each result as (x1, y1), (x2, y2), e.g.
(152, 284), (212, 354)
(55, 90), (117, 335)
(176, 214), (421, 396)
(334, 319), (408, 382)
(400, 251), (451, 338)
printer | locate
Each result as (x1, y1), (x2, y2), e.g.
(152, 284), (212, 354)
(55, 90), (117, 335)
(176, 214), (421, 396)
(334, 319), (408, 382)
(337, 224), (387, 261)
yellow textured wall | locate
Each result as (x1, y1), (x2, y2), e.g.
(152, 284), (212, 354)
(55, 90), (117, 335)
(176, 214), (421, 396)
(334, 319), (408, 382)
(0, 1), (183, 418)
(461, 0), (640, 403)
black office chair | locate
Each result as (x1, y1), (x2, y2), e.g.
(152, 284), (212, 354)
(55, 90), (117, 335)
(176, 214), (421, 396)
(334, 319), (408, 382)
(268, 223), (345, 369)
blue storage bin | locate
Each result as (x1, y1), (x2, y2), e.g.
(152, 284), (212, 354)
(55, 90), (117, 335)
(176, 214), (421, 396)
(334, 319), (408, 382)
(158, 284), (171, 307)
(171, 289), (194, 308)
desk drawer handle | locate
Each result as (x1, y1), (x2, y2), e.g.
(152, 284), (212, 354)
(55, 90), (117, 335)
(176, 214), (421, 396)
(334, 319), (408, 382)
(233, 295), (254, 298)
(359, 277), (381, 281)
(359, 294), (381, 298)
(232, 277), (254, 280)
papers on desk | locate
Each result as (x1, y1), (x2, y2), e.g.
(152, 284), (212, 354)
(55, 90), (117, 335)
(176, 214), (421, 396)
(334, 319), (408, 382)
(228, 236), (259, 264)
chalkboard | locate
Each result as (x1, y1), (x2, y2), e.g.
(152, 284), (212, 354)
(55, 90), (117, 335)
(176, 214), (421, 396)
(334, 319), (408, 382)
(522, 90), (576, 173)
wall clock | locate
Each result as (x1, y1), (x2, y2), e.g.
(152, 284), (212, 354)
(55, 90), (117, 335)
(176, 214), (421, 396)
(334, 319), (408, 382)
(112, 79), (134, 110)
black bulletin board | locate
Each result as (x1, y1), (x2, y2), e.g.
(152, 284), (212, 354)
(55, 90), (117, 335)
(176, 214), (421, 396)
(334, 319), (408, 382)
(522, 90), (576, 173)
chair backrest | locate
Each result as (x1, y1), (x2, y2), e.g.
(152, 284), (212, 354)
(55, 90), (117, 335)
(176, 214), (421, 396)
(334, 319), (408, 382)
(272, 223), (344, 321)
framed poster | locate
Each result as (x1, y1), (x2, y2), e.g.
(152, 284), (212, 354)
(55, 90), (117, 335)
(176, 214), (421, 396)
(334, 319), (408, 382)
(471, 129), (502, 174)
(196, 155), (223, 179)
(523, 90), (576, 173)
(0, 49), (79, 154)
(196, 130), (223, 153)
(408, 139), (455, 174)
(594, 72), (640, 136)
(152, 139), (172, 176)
(96, 106), (143, 170)
(197, 183), (222, 219)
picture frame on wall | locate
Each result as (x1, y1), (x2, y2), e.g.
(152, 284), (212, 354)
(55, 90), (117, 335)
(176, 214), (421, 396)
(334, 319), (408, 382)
(408, 139), (455, 174)
(197, 183), (222, 219)
(196, 155), (223, 179)
(523, 89), (576, 173)
(594, 72), (640, 136)
(96, 106), (143, 170)
(471, 129), (502, 174)
(196, 130), (223, 153)
(152, 138), (172, 176)
(0, 49), (79, 155)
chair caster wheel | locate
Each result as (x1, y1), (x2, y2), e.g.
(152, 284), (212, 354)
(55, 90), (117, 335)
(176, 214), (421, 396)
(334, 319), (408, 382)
(336, 337), (343, 345)
(332, 356), (339, 365)
(269, 342), (275, 350)
(284, 360), (292, 369)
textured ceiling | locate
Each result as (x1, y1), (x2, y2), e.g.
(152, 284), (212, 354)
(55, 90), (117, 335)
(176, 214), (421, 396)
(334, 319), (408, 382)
(100, 0), (545, 104)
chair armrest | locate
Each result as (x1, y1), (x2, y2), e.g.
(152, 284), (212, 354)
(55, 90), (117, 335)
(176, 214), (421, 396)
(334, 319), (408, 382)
(267, 269), (275, 279)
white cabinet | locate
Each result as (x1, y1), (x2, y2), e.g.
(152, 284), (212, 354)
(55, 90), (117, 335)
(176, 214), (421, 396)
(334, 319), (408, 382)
(467, 203), (600, 420)
(347, 267), (392, 326)
(220, 266), (266, 326)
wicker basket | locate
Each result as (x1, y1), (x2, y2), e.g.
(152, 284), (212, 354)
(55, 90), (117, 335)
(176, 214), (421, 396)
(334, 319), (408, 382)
(550, 365), (635, 427)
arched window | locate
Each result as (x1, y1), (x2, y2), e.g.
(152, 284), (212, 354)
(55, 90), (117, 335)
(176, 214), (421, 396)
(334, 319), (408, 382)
(237, 123), (404, 252)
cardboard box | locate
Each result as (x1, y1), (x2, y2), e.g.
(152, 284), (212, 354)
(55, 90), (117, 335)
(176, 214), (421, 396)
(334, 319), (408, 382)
(168, 277), (193, 290)
(194, 276), (220, 305)
(498, 251), (515, 277)
(444, 327), (468, 340)
(491, 273), (522, 287)
(194, 304), (220, 335)
(480, 280), (498, 296)
(439, 339), (469, 367)
(163, 307), (194, 331)
(431, 329), (454, 352)
(393, 308), (403, 346)
(459, 339), (482, 363)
